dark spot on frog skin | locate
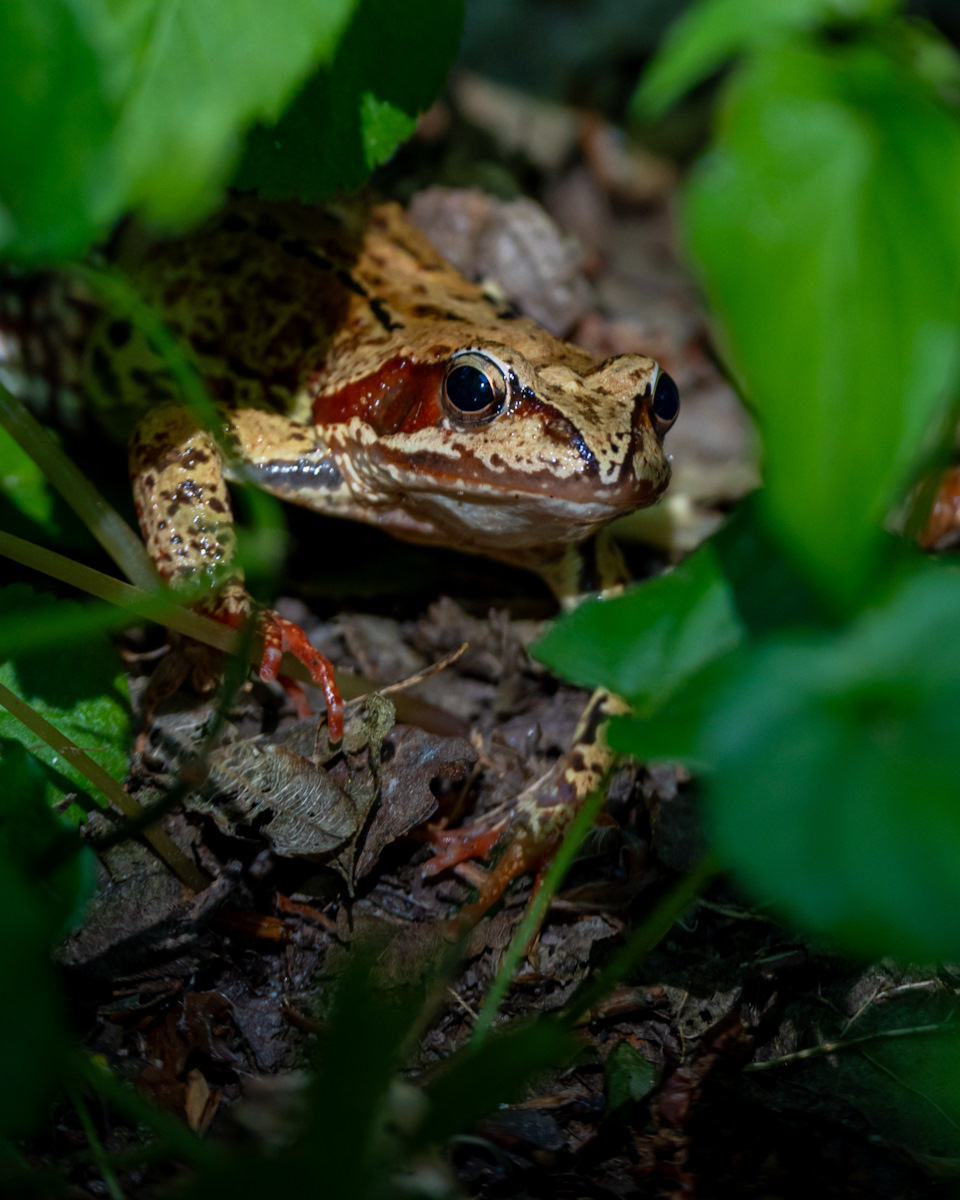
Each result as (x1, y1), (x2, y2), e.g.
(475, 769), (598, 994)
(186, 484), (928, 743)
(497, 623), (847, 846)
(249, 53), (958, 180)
(207, 498), (226, 513)
(369, 298), (404, 332)
(130, 366), (176, 402)
(255, 214), (282, 241)
(445, 311), (467, 322)
(108, 319), (133, 348)
(221, 214), (250, 234)
(91, 345), (122, 399)
(226, 355), (260, 381)
(280, 237), (334, 271)
(336, 268), (368, 297)
(496, 308), (520, 321)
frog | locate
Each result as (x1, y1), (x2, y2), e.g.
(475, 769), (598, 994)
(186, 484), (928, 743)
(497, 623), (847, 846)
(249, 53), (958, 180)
(83, 193), (680, 919)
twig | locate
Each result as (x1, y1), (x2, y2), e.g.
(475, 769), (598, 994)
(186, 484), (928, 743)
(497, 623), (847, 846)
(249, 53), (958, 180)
(744, 1020), (959, 1073)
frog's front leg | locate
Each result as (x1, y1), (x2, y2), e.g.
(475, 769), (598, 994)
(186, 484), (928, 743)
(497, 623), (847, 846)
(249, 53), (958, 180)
(129, 403), (343, 738)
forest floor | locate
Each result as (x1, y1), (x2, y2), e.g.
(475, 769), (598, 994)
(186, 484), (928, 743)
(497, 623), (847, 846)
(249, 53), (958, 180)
(35, 74), (960, 1199)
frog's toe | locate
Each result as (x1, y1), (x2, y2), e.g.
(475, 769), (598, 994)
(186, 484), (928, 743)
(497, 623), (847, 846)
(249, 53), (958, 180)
(421, 823), (505, 875)
(257, 610), (343, 742)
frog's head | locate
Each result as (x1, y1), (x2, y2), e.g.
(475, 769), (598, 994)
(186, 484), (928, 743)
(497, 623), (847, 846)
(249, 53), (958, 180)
(315, 337), (678, 561)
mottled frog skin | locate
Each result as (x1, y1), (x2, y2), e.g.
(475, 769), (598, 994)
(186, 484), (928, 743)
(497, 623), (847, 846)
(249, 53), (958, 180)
(82, 194), (680, 920)
(87, 197), (677, 596)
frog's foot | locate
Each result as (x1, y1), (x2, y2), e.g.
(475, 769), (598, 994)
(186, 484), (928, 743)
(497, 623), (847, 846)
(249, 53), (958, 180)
(256, 610), (343, 741)
(422, 688), (626, 933)
(422, 811), (542, 926)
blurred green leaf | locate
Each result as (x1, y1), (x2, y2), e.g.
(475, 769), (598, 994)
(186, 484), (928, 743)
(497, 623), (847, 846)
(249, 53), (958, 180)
(634, 0), (898, 118)
(0, 742), (91, 1138)
(684, 40), (960, 607)
(0, 0), (356, 260)
(0, 427), (95, 549)
(0, 0), (115, 259)
(534, 505), (823, 711)
(235, 0), (463, 199)
(697, 566), (960, 959)
(101, 0), (356, 223)
(0, 426), (57, 531)
(605, 1040), (658, 1116)
(0, 585), (130, 821)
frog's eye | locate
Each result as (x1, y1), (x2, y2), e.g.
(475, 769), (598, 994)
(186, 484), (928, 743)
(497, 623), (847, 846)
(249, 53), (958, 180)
(442, 351), (508, 424)
(649, 368), (680, 436)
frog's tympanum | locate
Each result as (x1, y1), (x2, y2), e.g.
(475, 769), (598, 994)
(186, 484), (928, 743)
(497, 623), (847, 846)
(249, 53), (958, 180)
(84, 196), (679, 922)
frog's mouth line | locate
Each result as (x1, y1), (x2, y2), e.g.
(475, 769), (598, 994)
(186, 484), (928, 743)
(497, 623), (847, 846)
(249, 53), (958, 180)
(364, 441), (671, 510)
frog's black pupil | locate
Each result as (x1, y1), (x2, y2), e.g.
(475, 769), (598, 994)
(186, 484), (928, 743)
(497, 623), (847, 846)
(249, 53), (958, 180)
(446, 365), (495, 413)
(653, 372), (680, 423)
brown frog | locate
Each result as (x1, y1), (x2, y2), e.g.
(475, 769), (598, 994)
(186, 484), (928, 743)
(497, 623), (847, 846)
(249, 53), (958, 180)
(84, 194), (679, 918)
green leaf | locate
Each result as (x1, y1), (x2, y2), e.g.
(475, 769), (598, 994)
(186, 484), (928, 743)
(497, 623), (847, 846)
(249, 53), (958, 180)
(0, 427), (94, 549)
(605, 1040), (658, 1116)
(634, 0), (898, 119)
(0, 426), (57, 531)
(235, 0), (463, 199)
(0, 0), (115, 259)
(360, 94), (418, 171)
(533, 504), (822, 711)
(0, 0), (356, 260)
(100, 0), (357, 223)
(0, 585), (131, 821)
(699, 566), (960, 959)
(0, 742), (92, 1138)
(684, 41), (960, 608)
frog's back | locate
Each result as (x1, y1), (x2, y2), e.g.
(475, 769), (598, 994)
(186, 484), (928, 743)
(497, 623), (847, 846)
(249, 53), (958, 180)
(84, 196), (599, 432)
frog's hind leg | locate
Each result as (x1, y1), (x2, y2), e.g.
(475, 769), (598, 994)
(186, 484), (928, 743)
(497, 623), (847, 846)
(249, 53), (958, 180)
(423, 688), (627, 934)
(129, 402), (343, 738)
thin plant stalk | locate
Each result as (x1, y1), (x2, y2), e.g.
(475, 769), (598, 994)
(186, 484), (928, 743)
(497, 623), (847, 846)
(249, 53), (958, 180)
(470, 781), (610, 1048)
(0, 381), (156, 590)
(66, 1081), (124, 1200)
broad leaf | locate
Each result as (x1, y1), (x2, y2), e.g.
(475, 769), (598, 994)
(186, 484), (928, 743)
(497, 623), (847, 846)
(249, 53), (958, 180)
(699, 566), (960, 959)
(235, 0), (464, 199)
(0, 585), (131, 821)
(634, 0), (896, 119)
(684, 41), (960, 607)
(0, 0), (115, 259)
(0, 0), (356, 259)
(101, 0), (356, 222)
(534, 505), (822, 711)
